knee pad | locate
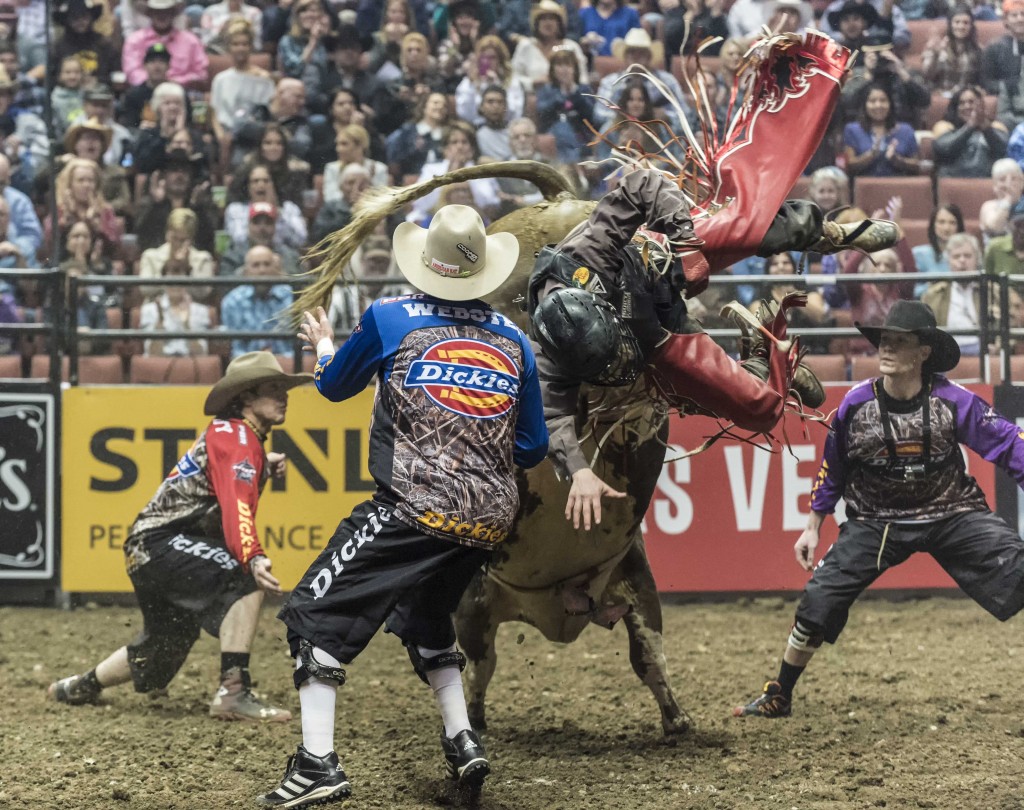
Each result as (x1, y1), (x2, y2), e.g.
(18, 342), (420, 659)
(787, 619), (824, 651)
(293, 640), (347, 690)
(405, 642), (466, 685)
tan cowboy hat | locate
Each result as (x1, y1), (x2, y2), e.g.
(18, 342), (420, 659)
(393, 205), (519, 302)
(64, 117), (113, 154)
(612, 28), (664, 66)
(204, 351), (312, 416)
(531, 0), (567, 30)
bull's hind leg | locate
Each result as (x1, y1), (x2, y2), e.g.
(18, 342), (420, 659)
(608, 534), (692, 735)
(454, 570), (516, 732)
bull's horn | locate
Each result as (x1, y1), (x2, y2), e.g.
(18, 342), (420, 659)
(292, 161), (576, 321)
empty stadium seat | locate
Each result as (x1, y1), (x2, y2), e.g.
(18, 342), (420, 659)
(975, 20), (1005, 48)
(936, 177), (993, 221)
(924, 92), (951, 130)
(850, 354), (881, 381)
(947, 355), (998, 383)
(906, 19), (946, 57)
(0, 354), (22, 378)
(275, 353), (316, 373)
(593, 56), (624, 79)
(854, 175), (934, 221)
(789, 175), (811, 201)
(198, 52), (271, 92)
(129, 355), (222, 384)
(1008, 354), (1024, 384)
(30, 355), (124, 383)
(900, 218), (930, 251)
(800, 353), (848, 382)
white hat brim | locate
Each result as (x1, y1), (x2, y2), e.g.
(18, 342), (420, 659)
(392, 222), (520, 302)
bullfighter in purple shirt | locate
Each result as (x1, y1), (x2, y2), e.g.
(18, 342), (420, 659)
(734, 300), (1024, 719)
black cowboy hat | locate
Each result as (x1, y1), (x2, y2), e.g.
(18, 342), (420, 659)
(855, 300), (961, 373)
(161, 147), (206, 174)
(827, 0), (882, 30)
(54, 0), (103, 25)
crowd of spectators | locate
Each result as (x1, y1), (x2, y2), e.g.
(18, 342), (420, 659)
(2, 0), (1024, 378)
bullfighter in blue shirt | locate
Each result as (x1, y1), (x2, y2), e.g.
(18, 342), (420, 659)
(734, 301), (1024, 719)
(258, 205), (548, 808)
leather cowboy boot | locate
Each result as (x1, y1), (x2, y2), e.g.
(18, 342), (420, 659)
(647, 331), (798, 434)
(722, 295), (826, 409)
(808, 216), (902, 255)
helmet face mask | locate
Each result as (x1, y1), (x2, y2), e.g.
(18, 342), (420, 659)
(532, 287), (643, 386)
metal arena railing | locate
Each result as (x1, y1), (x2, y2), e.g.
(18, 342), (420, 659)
(1, 267), (1021, 386)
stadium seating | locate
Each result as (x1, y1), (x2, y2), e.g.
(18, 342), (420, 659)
(198, 52), (272, 92)
(850, 354), (881, 381)
(854, 175), (934, 220)
(275, 353), (316, 373)
(789, 175), (811, 201)
(593, 56), (624, 79)
(976, 20), (1006, 48)
(947, 355), (999, 383)
(30, 355), (125, 384)
(924, 92), (950, 130)
(800, 353), (848, 382)
(906, 20), (946, 58)
(936, 177), (993, 221)
(128, 355), (223, 384)
(0, 354), (22, 378)
(900, 218), (930, 251)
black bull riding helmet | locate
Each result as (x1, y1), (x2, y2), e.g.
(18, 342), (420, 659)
(532, 287), (644, 386)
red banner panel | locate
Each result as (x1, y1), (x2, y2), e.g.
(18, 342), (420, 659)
(643, 384), (997, 592)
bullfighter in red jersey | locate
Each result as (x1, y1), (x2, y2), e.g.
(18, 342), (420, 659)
(48, 352), (310, 722)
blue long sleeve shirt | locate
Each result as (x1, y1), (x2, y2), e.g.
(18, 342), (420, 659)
(315, 293), (548, 548)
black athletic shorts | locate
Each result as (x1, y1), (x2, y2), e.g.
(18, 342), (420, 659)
(796, 510), (1024, 644)
(125, 532), (257, 692)
(278, 498), (490, 665)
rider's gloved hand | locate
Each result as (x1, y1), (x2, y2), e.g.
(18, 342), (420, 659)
(678, 250), (709, 298)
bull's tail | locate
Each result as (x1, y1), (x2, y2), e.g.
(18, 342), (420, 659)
(291, 161), (577, 321)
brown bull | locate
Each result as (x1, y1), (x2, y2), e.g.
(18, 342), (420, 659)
(296, 162), (691, 735)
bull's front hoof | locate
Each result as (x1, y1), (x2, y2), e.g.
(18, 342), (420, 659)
(662, 706), (694, 735)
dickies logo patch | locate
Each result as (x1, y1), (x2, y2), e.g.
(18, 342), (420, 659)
(405, 338), (520, 419)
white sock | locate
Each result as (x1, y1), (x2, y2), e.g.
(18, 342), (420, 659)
(419, 645), (471, 739)
(296, 648), (341, 758)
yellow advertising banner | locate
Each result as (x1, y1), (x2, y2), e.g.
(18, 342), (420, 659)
(62, 386), (376, 592)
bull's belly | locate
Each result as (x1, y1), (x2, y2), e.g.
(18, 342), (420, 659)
(489, 459), (640, 590)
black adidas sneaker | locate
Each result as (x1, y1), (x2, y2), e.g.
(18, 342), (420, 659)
(441, 729), (490, 787)
(257, 746), (351, 808)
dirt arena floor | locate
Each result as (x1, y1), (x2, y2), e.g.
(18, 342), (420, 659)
(3, 594), (1024, 810)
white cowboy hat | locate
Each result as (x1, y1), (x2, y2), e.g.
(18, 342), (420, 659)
(767, 0), (813, 31)
(392, 205), (519, 302)
(204, 351), (312, 416)
(611, 27), (664, 65)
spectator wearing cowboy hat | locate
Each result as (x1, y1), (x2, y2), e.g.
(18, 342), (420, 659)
(62, 115), (132, 216)
(258, 205), (546, 807)
(51, 0), (119, 87)
(48, 351), (309, 724)
(593, 28), (688, 130)
(82, 84), (132, 167)
(122, 0), (209, 89)
(510, 0), (587, 88)
(136, 148), (220, 253)
(820, 0), (909, 53)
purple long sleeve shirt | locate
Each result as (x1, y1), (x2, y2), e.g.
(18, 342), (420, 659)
(810, 376), (1024, 522)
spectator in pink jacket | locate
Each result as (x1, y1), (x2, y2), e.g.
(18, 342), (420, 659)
(122, 0), (209, 89)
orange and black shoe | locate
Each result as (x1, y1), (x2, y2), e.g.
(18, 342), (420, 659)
(733, 681), (792, 718)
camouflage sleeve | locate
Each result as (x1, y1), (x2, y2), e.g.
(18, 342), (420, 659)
(534, 342), (587, 480)
(205, 421), (266, 566)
